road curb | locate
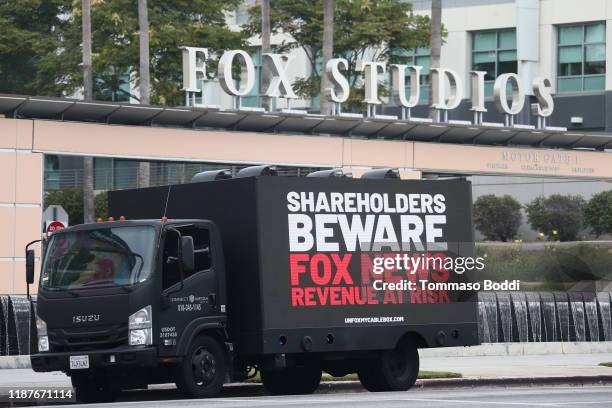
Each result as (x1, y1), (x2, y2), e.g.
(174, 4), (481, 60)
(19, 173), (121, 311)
(414, 375), (612, 388)
(316, 375), (612, 392)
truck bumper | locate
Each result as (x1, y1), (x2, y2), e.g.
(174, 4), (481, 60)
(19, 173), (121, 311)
(31, 346), (157, 372)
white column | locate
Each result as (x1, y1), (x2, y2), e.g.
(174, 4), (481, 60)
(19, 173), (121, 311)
(516, 0), (541, 96)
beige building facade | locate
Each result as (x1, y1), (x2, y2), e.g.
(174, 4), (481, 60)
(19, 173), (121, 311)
(1, 114), (611, 294)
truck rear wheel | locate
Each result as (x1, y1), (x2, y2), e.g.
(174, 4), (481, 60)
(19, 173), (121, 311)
(358, 340), (419, 392)
(261, 366), (322, 395)
(71, 374), (121, 403)
(358, 361), (387, 392)
(175, 335), (227, 398)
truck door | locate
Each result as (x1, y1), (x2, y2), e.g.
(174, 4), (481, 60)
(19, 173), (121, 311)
(157, 223), (219, 356)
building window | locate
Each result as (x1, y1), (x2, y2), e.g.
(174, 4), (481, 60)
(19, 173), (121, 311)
(114, 159), (138, 190)
(44, 155), (60, 191)
(94, 70), (131, 102)
(557, 22), (606, 92)
(392, 47), (431, 104)
(471, 29), (517, 96)
(94, 157), (113, 191)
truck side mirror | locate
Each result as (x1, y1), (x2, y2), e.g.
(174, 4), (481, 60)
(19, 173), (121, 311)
(26, 249), (35, 284)
(181, 236), (195, 273)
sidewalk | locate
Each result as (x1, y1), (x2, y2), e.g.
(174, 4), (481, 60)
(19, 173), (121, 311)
(2, 352), (612, 390)
(420, 352), (612, 379)
(5, 342), (612, 369)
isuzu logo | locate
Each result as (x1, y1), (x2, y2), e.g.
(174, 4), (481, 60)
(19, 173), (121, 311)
(72, 314), (101, 323)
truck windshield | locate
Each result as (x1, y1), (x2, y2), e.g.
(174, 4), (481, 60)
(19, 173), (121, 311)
(40, 226), (156, 291)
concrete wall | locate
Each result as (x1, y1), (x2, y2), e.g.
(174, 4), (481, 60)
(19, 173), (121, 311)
(0, 119), (42, 294)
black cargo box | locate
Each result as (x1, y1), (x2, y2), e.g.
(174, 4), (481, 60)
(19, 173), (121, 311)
(109, 177), (478, 356)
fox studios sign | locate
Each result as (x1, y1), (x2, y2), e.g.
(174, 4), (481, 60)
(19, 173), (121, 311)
(181, 47), (555, 127)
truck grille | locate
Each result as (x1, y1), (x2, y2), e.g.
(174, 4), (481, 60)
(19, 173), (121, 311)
(48, 323), (128, 352)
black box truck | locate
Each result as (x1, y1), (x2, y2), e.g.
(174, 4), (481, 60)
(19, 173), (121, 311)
(29, 173), (478, 403)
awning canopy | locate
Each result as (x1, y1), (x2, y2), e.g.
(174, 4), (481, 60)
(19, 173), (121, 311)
(2, 94), (611, 151)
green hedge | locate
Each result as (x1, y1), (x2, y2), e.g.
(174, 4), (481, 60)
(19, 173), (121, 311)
(476, 242), (612, 288)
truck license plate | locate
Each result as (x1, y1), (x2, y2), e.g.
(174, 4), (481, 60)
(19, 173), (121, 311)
(69, 355), (89, 370)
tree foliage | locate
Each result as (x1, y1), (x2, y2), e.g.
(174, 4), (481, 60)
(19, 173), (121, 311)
(525, 194), (585, 242)
(0, 0), (71, 95)
(584, 190), (612, 237)
(243, 0), (433, 110)
(45, 189), (108, 225)
(2, 0), (247, 106)
(473, 194), (522, 242)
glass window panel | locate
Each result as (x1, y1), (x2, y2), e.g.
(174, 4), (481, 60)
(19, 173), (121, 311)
(419, 85), (429, 104)
(559, 25), (583, 45)
(558, 62), (582, 76)
(498, 50), (517, 62)
(416, 47), (430, 56)
(473, 31), (497, 50)
(473, 61), (496, 80)
(94, 158), (113, 191)
(585, 23), (605, 43)
(415, 55), (430, 72)
(585, 60), (606, 75)
(498, 30), (516, 49)
(557, 77), (581, 92)
(559, 46), (582, 63)
(421, 73), (431, 86)
(585, 44), (606, 74)
(472, 62), (495, 80)
(585, 44), (606, 62)
(473, 51), (496, 63)
(116, 74), (130, 102)
(506, 81), (514, 94)
(498, 60), (518, 75)
(114, 160), (138, 190)
(394, 48), (414, 57)
(584, 75), (605, 90)
(45, 155), (59, 171)
(484, 81), (494, 97)
(395, 55), (413, 65)
(44, 155), (60, 191)
(241, 96), (258, 108)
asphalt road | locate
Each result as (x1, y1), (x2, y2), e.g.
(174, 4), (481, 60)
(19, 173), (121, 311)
(39, 385), (612, 408)
(4, 353), (612, 406)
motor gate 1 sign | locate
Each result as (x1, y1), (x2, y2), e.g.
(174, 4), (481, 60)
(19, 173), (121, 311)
(257, 177), (477, 330)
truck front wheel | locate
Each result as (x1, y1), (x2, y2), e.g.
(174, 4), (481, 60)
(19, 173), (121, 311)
(261, 366), (321, 395)
(358, 340), (419, 392)
(175, 335), (227, 398)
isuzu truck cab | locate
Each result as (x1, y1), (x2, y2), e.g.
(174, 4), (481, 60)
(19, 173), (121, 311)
(29, 171), (478, 403)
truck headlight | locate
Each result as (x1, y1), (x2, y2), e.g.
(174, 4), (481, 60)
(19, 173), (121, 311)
(36, 316), (49, 352)
(128, 305), (152, 346)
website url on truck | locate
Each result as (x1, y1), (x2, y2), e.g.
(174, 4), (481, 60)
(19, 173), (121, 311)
(344, 316), (404, 324)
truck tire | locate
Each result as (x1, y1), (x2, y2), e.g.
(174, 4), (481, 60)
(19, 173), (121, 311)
(71, 374), (121, 403)
(359, 340), (419, 392)
(261, 366), (322, 395)
(358, 361), (387, 392)
(175, 334), (227, 398)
